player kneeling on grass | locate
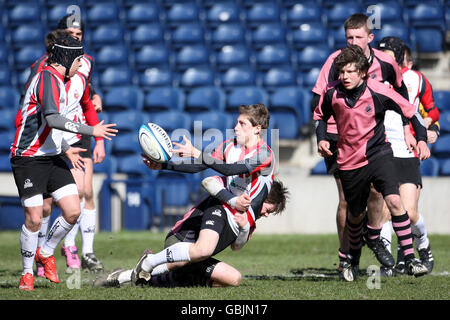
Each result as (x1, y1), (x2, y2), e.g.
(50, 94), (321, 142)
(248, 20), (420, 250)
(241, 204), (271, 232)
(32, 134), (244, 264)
(93, 177), (288, 288)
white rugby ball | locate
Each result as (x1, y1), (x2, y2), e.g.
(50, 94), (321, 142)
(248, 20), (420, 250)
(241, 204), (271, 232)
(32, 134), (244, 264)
(138, 122), (173, 163)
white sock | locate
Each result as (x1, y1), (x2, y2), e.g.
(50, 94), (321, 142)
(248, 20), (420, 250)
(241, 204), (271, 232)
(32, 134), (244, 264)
(38, 216), (50, 248)
(80, 208), (96, 255)
(64, 214), (81, 247)
(151, 263), (169, 276)
(118, 269), (133, 285)
(20, 225), (39, 275)
(142, 242), (191, 272)
(412, 214), (430, 250)
(380, 221), (393, 253)
(41, 216), (74, 257)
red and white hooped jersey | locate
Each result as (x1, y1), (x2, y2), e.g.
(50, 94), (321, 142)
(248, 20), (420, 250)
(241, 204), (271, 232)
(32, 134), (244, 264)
(11, 66), (68, 157)
(212, 138), (276, 236)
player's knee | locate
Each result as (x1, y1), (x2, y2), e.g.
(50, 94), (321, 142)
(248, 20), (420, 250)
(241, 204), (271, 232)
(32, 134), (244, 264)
(229, 271), (242, 287)
(192, 245), (214, 261)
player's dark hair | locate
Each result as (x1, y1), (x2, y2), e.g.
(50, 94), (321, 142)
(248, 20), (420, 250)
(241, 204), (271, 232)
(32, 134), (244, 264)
(378, 36), (405, 66)
(238, 103), (270, 130)
(404, 45), (413, 64)
(45, 30), (70, 54)
(333, 45), (370, 78)
(266, 180), (289, 215)
(344, 13), (372, 34)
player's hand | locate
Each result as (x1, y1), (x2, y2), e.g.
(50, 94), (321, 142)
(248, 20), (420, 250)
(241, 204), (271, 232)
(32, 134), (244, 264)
(141, 153), (162, 170)
(65, 147), (86, 170)
(92, 139), (105, 164)
(403, 126), (417, 153)
(92, 120), (118, 140)
(416, 140), (430, 160)
(424, 117), (432, 129)
(235, 194), (251, 212)
(92, 94), (103, 113)
(234, 211), (249, 229)
(427, 130), (438, 144)
(172, 135), (201, 159)
(317, 140), (332, 157)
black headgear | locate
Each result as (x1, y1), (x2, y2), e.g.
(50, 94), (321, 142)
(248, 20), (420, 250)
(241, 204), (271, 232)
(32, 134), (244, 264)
(378, 36), (405, 66)
(57, 14), (85, 33)
(48, 36), (84, 77)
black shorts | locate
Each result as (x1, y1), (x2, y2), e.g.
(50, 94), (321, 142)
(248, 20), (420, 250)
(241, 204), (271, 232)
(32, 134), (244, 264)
(392, 157), (422, 188)
(338, 153), (399, 217)
(69, 135), (92, 158)
(10, 155), (75, 200)
(323, 133), (339, 178)
(167, 197), (237, 256)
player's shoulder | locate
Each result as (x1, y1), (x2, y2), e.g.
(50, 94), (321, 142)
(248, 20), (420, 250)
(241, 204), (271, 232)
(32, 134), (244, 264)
(366, 77), (394, 96)
(373, 48), (397, 65)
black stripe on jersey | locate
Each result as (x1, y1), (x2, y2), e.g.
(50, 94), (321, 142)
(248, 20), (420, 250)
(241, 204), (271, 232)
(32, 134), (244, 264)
(41, 71), (60, 116)
(16, 113), (41, 156)
(250, 183), (269, 220)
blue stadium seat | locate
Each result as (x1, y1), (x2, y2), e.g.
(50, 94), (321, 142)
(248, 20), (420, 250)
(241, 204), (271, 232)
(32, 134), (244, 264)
(116, 154), (149, 177)
(104, 86), (144, 112)
(132, 45), (171, 71)
(0, 131), (14, 154)
(144, 87), (185, 113)
(411, 28), (443, 53)
(13, 46), (46, 70)
(138, 68), (174, 89)
(373, 23), (409, 47)
(95, 45), (128, 71)
(296, 45), (331, 71)
(219, 66), (256, 89)
(210, 24), (246, 49)
(191, 111), (234, 148)
(300, 67), (321, 89)
(409, 3), (444, 27)
(438, 111), (450, 134)
(364, 1), (403, 24)
(87, 3), (120, 27)
(14, 68), (31, 90)
(325, 2), (362, 28)
(311, 159), (327, 175)
(170, 23), (205, 49)
(250, 24), (286, 49)
(420, 156), (439, 177)
(175, 45), (210, 71)
(440, 159), (450, 176)
(125, 3), (160, 26)
(433, 90), (450, 112)
(112, 132), (141, 157)
(99, 67), (133, 89)
(89, 24), (124, 49)
(214, 45), (250, 71)
(0, 109), (16, 132)
(227, 86), (269, 113)
(186, 86), (226, 113)
(7, 4), (41, 27)
(286, 3), (322, 27)
(329, 26), (346, 49)
(245, 2), (281, 27)
(255, 45), (291, 71)
(0, 86), (20, 110)
(205, 2), (241, 27)
(94, 155), (117, 176)
(150, 111), (191, 137)
(9, 24), (45, 49)
(109, 110), (142, 134)
(129, 24), (165, 48)
(289, 23), (328, 49)
(262, 67), (297, 91)
(271, 86), (310, 127)
(179, 67), (215, 89)
(166, 3), (200, 26)
(46, 4), (71, 29)
(0, 67), (13, 86)
(432, 134), (450, 159)
(270, 111), (299, 139)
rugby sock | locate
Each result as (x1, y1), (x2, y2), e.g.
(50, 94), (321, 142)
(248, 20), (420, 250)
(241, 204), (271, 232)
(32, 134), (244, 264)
(80, 208), (96, 255)
(20, 225), (39, 275)
(142, 242), (191, 272)
(392, 212), (415, 261)
(118, 269), (133, 285)
(411, 214), (429, 250)
(338, 248), (348, 262)
(380, 221), (393, 253)
(41, 216), (74, 257)
(346, 219), (362, 264)
(366, 223), (382, 241)
(151, 263), (169, 276)
(38, 216), (50, 248)
(64, 213), (81, 247)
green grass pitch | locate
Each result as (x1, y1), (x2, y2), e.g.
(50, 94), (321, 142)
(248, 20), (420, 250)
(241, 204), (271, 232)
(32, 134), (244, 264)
(0, 231), (449, 300)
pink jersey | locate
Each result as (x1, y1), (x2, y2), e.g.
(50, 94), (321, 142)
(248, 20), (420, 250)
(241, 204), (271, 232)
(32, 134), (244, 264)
(312, 47), (403, 134)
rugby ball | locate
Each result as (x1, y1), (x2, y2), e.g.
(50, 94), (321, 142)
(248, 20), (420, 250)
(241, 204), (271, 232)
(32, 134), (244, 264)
(138, 123), (172, 163)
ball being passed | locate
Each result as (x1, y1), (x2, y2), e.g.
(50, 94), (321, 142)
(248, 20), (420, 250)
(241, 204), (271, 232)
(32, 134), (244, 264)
(138, 122), (172, 163)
